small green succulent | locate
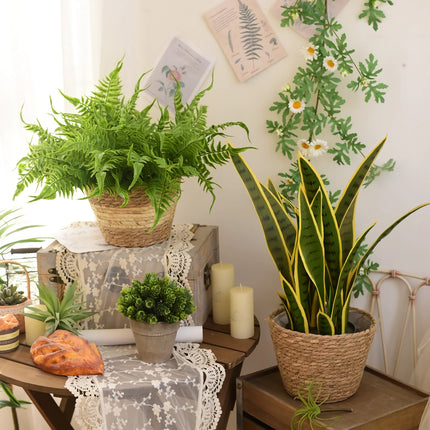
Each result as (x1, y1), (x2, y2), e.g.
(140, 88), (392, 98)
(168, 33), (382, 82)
(0, 283), (27, 306)
(23, 282), (93, 336)
(117, 272), (196, 324)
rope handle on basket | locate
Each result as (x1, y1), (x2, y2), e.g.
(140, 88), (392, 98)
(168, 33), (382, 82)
(0, 259), (31, 300)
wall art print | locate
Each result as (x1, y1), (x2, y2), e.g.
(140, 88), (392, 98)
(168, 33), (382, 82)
(145, 37), (214, 110)
(204, 0), (287, 82)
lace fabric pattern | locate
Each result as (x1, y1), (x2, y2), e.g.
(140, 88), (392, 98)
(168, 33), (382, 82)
(55, 224), (225, 429)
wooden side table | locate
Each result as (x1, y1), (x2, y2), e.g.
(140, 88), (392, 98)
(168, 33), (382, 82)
(236, 366), (429, 430)
(0, 316), (259, 430)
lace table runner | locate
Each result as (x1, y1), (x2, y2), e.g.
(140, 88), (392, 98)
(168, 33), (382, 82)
(65, 344), (225, 430)
(52, 224), (225, 429)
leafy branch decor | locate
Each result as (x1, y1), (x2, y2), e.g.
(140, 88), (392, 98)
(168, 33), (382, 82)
(267, 0), (395, 205)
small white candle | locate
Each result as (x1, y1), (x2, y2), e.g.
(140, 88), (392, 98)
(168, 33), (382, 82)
(211, 262), (235, 325)
(230, 285), (254, 339)
(24, 304), (47, 346)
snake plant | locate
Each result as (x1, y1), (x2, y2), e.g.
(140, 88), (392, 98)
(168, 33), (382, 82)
(229, 137), (429, 335)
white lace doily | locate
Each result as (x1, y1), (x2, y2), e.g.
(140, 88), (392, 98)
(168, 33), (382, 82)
(53, 224), (225, 430)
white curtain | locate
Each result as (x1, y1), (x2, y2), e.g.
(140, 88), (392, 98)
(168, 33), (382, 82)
(0, 1), (102, 428)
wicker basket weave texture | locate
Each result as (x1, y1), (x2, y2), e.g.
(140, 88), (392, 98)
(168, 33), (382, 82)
(89, 188), (177, 247)
(268, 307), (376, 403)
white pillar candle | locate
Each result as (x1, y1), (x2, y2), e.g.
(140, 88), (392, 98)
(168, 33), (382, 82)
(211, 262), (235, 325)
(24, 304), (47, 346)
(230, 285), (254, 339)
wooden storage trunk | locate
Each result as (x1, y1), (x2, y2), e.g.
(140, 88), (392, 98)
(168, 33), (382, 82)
(236, 366), (429, 430)
(37, 224), (219, 326)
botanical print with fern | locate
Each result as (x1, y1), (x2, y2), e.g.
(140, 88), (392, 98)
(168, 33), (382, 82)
(204, 0), (286, 82)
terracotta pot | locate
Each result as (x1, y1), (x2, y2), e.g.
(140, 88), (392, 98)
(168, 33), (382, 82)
(267, 307), (376, 403)
(130, 319), (180, 363)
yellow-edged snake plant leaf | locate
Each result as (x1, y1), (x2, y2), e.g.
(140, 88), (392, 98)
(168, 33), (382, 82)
(335, 137), (386, 254)
(280, 275), (309, 333)
(229, 144), (294, 285)
(298, 185), (325, 309)
(317, 311), (335, 336)
(298, 153), (342, 293)
(261, 183), (297, 254)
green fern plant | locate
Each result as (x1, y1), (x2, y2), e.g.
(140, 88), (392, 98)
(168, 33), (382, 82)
(14, 60), (250, 229)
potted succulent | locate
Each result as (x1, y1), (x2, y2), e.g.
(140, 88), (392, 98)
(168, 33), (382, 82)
(117, 272), (196, 363)
(14, 60), (249, 247)
(0, 260), (32, 333)
(24, 282), (94, 338)
(0, 208), (45, 332)
(229, 137), (430, 402)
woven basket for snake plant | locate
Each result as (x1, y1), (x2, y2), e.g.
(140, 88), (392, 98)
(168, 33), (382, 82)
(267, 306), (376, 403)
(89, 188), (177, 248)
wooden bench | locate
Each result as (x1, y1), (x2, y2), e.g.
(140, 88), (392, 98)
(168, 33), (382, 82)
(0, 316), (259, 429)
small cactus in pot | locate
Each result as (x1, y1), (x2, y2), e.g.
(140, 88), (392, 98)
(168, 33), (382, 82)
(0, 283), (27, 306)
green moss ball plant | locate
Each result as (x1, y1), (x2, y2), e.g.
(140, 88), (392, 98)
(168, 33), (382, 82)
(117, 272), (196, 325)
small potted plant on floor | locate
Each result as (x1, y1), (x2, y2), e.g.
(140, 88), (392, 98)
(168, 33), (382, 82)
(228, 137), (430, 402)
(117, 272), (196, 363)
(14, 60), (250, 247)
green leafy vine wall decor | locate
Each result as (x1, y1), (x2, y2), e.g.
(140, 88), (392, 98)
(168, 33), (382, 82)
(267, 0), (394, 295)
(267, 0), (394, 204)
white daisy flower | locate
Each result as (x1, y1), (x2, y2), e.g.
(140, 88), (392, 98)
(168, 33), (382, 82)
(323, 55), (337, 71)
(288, 99), (305, 114)
(309, 139), (328, 158)
(302, 44), (318, 61)
(340, 69), (349, 77)
(297, 139), (311, 157)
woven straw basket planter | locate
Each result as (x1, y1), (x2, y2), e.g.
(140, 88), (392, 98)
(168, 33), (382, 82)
(89, 188), (177, 247)
(268, 307), (376, 403)
(0, 260), (32, 333)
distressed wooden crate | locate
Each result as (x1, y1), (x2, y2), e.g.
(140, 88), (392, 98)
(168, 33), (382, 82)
(237, 366), (429, 430)
(37, 224), (219, 325)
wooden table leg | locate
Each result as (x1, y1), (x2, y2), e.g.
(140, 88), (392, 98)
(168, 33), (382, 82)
(24, 389), (75, 430)
(217, 363), (243, 430)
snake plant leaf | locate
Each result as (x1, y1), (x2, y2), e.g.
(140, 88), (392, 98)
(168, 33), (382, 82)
(331, 222), (377, 332)
(280, 275), (309, 333)
(278, 293), (294, 331)
(298, 186), (325, 309)
(335, 136), (386, 250)
(317, 311), (335, 336)
(294, 246), (311, 320)
(355, 202), (430, 278)
(261, 183), (296, 255)
(298, 154), (342, 294)
(229, 145), (294, 285)
(310, 190), (323, 234)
